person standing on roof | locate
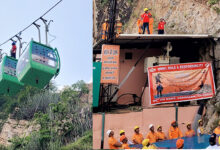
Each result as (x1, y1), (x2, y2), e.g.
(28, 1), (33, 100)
(119, 130), (133, 145)
(141, 8), (152, 34)
(146, 124), (158, 144)
(169, 121), (183, 139)
(197, 119), (205, 136)
(185, 123), (195, 137)
(107, 130), (122, 149)
(101, 19), (109, 40)
(158, 18), (166, 34)
(11, 41), (17, 59)
(115, 18), (122, 38)
(132, 126), (144, 144)
(156, 125), (167, 141)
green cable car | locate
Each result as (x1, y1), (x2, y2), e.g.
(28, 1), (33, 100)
(16, 40), (60, 89)
(0, 56), (24, 95)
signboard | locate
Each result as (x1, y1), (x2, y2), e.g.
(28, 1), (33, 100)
(101, 44), (120, 84)
(93, 62), (102, 107)
(148, 62), (216, 105)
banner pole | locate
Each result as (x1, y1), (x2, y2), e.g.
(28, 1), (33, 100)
(175, 103), (178, 124)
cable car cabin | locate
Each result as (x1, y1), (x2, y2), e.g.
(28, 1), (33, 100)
(0, 56), (24, 95)
(16, 40), (60, 89)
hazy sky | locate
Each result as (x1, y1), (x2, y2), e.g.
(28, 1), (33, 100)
(0, 0), (92, 89)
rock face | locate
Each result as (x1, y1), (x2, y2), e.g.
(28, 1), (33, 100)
(93, 0), (220, 41)
(0, 118), (40, 146)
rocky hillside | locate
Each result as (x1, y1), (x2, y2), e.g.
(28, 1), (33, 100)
(93, 0), (220, 42)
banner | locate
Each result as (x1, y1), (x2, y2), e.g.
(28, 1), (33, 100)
(148, 62), (216, 105)
(101, 44), (120, 84)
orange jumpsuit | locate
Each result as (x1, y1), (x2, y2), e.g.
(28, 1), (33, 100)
(137, 19), (143, 34)
(146, 131), (158, 144)
(132, 133), (144, 144)
(115, 21), (122, 37)
(169, 126), (183, 139)
(157, 131), (166, 140)
(102, 22), (109, 40)
(214, 127), (220, 135)
(149, 18), (154, 34)
(108, 137), (119, 149)
(185, 129), (195, 137)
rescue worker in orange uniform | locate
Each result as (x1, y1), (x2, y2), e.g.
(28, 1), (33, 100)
(137, 18), (143, 34)
(107, 130), (122, 149)
(158, 18), (166, 34)
(176, 139), (184, 149)
(169, 121), (183, 139)
(101, 19), (109, 40)
(156, 125), (167, 141)
(214, 120), (220, 135)
(149, 17), (154, 34)
(119, 130), (133, 144)
(132, 126), (144, 144)
(197, 119), (205, 136)
(142, 139), (157, 149)
(120, 135), (132, 149)
(146, 124), (158, 144)
(185, 123), (195, 137)
(115, 18), (122, 38)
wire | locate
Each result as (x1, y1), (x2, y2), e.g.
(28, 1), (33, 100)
(0, 0), (63, 47)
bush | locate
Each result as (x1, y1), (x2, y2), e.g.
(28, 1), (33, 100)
(208, 0), (220, 5)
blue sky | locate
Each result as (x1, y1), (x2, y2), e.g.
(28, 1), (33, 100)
(0, 0), (92, 89)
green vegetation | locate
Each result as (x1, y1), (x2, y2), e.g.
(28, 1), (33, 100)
(213, 6), (220, 14)
(0, 80), (92, 150)
(61, 130), (92, 150)
(100, 0), (108, 7)
(208, 0), (220, 6)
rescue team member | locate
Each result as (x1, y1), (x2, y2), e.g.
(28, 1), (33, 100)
(149, 17), (154, 34)
(142, 139), (157, 149)
(141, 8), (152, 34)
(120, 135), (132, 149)
(158, 18), (166, 34)
(137, 18), (143, 34)
(132, 126), (144, 144)
(176, 139), (184, 149)
(115, 18), (122, 37)
(185, 123), (195, 137)
(146, 124), (158, 144)
(156, 125), (167, 141)
(11, 41), (17, 59)
(169, 121), (183, 139)
(214, 120), (220, 135)
(206, 133), (219, 149)
(119, 130), (133, 144)
(197, 119), (205, 136)
(107, 130), (122, 149)
(101, 19), (109, 40)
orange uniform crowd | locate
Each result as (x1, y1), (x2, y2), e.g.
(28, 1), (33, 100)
(107, 119), (220, 149)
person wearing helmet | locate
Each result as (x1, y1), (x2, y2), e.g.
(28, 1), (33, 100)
(141, 8), (152, 34)
(158, 18), (166, 34)
(142, 138), (157, 149)
(115, 18), (122, 37)
(132, 126), (144, 144)
(107, 130), (122, 149)
(185, 123), (195, 137)
(11, 41), (17, 58)
(101, 19), (109, 40)
(119, 130), (133, 144)
(214, 120), (220, 135)
(197, 119), (205, 136)
(120, 135), (132, 149)
(146, 124), (158, 144)
(156, 125), (167, 141)
(169, 121), (183, 139)
(176, 139), (184, 149)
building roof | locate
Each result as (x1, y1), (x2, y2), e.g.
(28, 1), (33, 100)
(93, 34), (215, 54)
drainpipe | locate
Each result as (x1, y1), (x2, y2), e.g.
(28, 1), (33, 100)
(175, 103), (178, 124)
(101, 112), (105, 149)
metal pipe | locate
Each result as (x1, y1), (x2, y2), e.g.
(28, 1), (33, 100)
(175, 103), (178, 124)
(40, 17), (48, 45)
(33, 23), (41, 43)
(101, 112), (105, 149)
(15, 35), (22, 57)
